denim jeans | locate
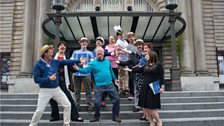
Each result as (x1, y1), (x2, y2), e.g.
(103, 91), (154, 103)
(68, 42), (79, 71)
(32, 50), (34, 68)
(94, 84), (120, 118)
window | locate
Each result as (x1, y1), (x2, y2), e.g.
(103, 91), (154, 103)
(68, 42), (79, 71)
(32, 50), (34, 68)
(73, 0), (155, 12)
(134, 0), (154, 11)
(74, 0), (93, 12)
(102, 0), (123, 11)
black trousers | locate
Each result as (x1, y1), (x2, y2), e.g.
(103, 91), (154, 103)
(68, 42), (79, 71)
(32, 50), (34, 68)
(128, 72), (135, 96)
(49, 77), (79, 120)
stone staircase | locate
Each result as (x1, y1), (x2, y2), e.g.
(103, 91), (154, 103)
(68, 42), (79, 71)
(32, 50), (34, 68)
(1, 91), (224, 126)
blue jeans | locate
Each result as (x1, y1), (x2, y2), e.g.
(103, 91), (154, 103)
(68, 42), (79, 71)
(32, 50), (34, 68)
(94, 84), (120, 118)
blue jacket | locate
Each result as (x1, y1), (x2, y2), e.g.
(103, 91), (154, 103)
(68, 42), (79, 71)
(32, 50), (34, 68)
(33, 58), (80, 88)
(78, 58), (117, 86)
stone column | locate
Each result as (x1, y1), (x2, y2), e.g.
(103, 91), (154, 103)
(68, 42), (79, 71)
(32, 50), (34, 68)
(33, 0), (51, 61)
(177, 0), (195, 76)
(191, 0), (208, 75)
(20, 0), (35, 76)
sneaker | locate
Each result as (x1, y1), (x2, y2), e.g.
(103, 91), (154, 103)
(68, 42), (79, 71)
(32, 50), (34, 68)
(128, 96), (134, 100)
(102, 101), (106, 107)
(112, 116), (121, 122)
(63, 124), (70, 126)
(89, 117), (99, 122)
(72, 117), (84, 122)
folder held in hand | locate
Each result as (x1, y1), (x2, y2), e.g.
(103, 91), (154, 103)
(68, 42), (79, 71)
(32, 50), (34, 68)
(149, 81), (160, 95)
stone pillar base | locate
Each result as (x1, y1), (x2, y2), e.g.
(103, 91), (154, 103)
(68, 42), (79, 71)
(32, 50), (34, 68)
(181, 76), (219, 91)
(8, 77), (39, 93)
(18, 72), (33, 78)
(170, 67), (182, 91)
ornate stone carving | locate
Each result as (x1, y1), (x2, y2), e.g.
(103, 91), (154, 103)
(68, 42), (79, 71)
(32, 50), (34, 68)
(126, 0), (132, 5)
(94, 0), (101, 5)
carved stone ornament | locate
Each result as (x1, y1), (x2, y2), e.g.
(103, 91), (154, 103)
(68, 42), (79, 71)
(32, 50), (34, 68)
(94, 0), (101, 5)
(126, 0), (132, 5)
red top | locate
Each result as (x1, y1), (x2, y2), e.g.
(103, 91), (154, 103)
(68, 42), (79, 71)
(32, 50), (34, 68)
(58, 56), (64, 74)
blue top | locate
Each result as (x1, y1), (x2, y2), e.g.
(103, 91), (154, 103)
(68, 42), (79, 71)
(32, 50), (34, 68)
(139, 55), (147, 67)
(70, 49), (94, 76)
(33, 58), (80, 88)
(78, 58), (117, 86)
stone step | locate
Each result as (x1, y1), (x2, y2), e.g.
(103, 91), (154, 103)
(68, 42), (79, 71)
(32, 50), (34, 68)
(1, 117), (224, 126)
(1, 92), (224, 126)
(1, 102), (224, 112)
(1, 91), (224, 99)
(1, 109), (224, 120)
(1, 96), (224, 105)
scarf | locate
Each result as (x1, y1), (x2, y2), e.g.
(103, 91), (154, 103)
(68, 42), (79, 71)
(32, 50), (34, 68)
(54, 53), (70, 89)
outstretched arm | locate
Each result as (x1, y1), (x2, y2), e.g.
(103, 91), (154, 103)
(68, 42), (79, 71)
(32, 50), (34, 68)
(58, 59), (80, 66)
(75, 62), (94, 74)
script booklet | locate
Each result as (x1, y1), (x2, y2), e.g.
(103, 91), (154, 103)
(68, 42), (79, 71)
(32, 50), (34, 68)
(148, 81), (160, 95)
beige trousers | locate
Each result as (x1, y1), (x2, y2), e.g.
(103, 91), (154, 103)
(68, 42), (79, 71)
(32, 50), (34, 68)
(29, 87), (71, 126)
(118, 66), (129, 91)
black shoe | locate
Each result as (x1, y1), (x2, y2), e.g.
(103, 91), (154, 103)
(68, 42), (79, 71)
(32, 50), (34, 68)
(139, 115), (146, 120)
(89, 117), (99, 122)
(132, 107), (140, 112)
(113, 116), (121, 122)
(49, 117), (60, 122)
(121, 90), (126, 95)
(72, 117), (84, 122)
(139, 115), (148, 121)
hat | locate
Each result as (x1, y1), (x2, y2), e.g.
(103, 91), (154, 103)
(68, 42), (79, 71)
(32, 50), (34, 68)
(127, 32), (135, 36)
(79, 37), (90, 44)
(114, 25), (123, 36)
(40, 45), (54, 57)
(134, 39), (144, 46)
(96, 36), (105, 45)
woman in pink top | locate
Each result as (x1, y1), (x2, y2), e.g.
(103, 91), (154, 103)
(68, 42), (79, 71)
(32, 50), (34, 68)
(106, 36), (118, 68)
(105, 35), (118, 89)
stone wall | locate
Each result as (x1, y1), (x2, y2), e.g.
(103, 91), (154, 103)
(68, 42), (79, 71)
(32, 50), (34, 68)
(10, 0), (25, 76)
(0, 0), (14, 52)
(0, 0), (25, 77)
(202, 0), (224, 77)
(212, 0), (224, 51)
(162, 41), (172, 79)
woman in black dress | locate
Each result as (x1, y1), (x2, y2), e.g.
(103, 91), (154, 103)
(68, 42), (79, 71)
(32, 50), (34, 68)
(130, 51), (165, 126)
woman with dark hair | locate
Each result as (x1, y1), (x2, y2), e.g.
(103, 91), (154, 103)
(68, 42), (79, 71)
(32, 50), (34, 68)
(49, 42), (83, 122)
(126, 51), (165, 126)
(135, 43), (153, 119)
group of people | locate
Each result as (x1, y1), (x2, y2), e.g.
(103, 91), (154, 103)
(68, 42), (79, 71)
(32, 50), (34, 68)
(29, 26), (165, 126)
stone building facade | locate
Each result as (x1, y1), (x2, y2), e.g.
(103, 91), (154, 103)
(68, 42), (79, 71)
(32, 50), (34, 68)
(0, 0), (224, 92)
